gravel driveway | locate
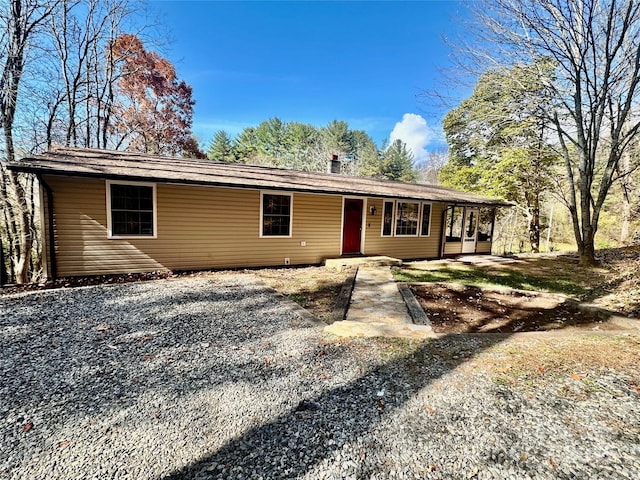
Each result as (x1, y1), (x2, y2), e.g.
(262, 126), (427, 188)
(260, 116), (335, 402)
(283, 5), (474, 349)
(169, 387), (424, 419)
(1, 275), (639, 479)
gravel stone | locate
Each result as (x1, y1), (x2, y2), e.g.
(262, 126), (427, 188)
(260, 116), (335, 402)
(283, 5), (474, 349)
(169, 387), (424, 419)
(1, 275), (639, 479)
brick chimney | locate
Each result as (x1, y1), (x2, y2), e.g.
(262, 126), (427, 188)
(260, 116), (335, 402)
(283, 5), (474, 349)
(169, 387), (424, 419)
(328, 154), (341, 174)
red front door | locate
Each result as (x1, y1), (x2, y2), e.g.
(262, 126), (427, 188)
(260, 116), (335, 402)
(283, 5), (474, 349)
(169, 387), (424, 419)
(342, 199), (363, 254)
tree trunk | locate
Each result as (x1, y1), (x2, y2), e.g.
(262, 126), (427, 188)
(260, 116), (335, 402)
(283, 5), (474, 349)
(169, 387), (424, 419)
(8, 172), (32, 284)
(578, 227), (598, 266)
(529, 208), (540, 253)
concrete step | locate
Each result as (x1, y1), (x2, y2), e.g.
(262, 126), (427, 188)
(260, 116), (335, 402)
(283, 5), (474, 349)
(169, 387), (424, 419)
(324, 320), (435, 339)
(325, 256), (402, 271)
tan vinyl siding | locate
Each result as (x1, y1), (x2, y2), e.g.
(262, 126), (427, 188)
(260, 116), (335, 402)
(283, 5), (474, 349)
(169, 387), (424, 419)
(46, 176), (343, 276)
(476, 241), (492, 254)
(443, 242), (463, 255)
(363, 198), (444, 259)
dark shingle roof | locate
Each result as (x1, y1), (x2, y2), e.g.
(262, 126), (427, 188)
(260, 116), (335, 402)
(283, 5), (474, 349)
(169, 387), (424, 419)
(8, 147), (511, 206)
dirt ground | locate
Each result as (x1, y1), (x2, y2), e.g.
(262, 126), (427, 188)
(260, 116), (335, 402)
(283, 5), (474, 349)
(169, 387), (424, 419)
(411, 283), (622, 334)
(233, 265), (354, 322)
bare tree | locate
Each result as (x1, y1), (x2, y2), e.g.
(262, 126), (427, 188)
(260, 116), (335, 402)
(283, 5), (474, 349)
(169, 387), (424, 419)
(45, 0), (137, 149)
(469, 0), (640, 265)
(416, 148), (448, 185)
(0, 0), (59, 283)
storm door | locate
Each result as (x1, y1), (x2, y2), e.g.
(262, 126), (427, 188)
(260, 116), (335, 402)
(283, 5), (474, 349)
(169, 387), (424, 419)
(462, 207), (479, 253)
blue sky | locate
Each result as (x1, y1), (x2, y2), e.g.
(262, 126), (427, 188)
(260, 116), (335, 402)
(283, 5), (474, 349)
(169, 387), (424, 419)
(151, 0), (472, 160)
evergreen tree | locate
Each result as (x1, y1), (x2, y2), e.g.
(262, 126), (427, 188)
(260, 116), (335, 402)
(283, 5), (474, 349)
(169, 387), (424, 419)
(207, 130), (235, 162)
(380, 139), (418, 182)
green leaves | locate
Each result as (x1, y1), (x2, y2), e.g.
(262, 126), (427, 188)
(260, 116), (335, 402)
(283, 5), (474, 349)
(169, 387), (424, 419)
(206, 118), (420, 182)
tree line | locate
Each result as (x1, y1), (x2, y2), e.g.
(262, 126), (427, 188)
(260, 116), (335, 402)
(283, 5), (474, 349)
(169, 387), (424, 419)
(206, 118), (420, 182)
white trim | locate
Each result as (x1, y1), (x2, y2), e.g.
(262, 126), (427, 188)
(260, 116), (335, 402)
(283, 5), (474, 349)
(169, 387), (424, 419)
(259, 191), (294, 238)
(361, 198), (368, 254)
(419, 202), (432, 237)
(394, 200), (421, 237)
(340, 196), (366, 255)
(106, 180), (157, 239)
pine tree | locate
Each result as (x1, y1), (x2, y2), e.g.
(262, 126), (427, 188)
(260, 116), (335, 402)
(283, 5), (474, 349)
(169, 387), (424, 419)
(207, 130), (235, 162)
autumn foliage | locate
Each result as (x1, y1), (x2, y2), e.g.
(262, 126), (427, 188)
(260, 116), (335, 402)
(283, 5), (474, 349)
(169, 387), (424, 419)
(111, 34), (203, 158)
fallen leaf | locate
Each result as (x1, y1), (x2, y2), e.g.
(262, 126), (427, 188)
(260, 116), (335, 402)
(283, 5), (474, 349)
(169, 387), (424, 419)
(538, 366), (546, 373)
(22, 421), (33, 433)
(520, 452), (528, 462)
(570, 373), (583, 381)
(376, 398), (385, 412)
(630, 385), (640, 392)
(94, 325), (111, 332)
(426, 406), (436, 415)
(467, 466), (479, 478)
(58, 440), (70, 448)
(549, 457), (558, 471)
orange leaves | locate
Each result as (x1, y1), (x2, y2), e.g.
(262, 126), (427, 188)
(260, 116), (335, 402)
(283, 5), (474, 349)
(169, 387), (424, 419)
(111, 34), (201, 157)
(570, 373), (583, 381)
(22, 421), (33, 433)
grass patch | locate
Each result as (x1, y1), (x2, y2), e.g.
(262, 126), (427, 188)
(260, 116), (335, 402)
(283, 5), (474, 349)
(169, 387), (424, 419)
(394, 265), (588, 297)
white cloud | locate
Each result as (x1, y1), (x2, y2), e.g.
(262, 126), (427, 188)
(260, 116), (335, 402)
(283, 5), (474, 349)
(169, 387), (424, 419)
(389, 113), (435, 163)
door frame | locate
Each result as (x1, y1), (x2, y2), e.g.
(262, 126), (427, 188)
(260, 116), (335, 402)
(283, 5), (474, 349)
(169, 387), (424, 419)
(462, 207), (479, 253)
(340, 196), (367, 255)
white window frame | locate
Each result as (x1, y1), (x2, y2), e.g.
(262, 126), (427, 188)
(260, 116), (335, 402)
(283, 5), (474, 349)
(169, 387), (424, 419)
(106, 180), (157, 239)
(381, 200), (395, 237)
(419, 202), (432, 237)
(260, 191), (293, 238)
(394, 201), (421, 237)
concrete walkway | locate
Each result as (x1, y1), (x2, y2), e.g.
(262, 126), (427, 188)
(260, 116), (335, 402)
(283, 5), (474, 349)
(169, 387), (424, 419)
(325, 266), (435, 339)
(346, 266), (412, 324)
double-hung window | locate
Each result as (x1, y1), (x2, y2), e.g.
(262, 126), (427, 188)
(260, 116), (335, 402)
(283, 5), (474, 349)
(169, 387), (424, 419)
(107, 181), (156, 238)
(395, 202), (420, 236)
(382, 200), (431, 237)
(261, 193), (292, 237)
